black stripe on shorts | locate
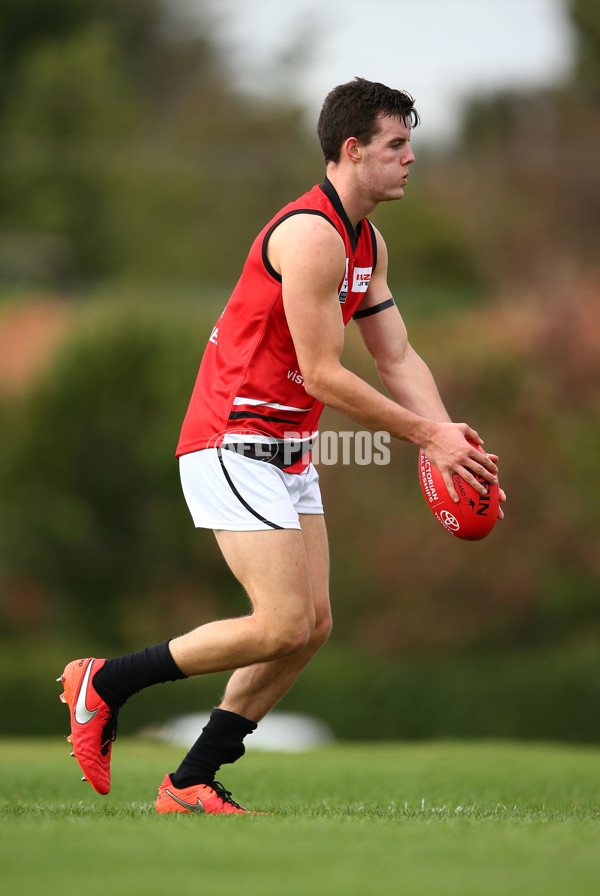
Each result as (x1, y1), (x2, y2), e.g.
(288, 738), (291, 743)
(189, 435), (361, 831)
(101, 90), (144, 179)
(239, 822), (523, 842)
(216, 447), (283, 530)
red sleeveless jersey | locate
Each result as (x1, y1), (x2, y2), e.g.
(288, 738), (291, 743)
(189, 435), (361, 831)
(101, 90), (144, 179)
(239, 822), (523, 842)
(176, 178), (377, 471)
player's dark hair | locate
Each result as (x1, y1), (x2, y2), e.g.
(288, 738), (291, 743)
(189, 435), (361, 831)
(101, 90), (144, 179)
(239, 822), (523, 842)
(317, 77), (419, 164)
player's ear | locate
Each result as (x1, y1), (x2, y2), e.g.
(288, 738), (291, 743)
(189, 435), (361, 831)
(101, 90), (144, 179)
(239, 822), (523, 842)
(344, 137), (362, 163)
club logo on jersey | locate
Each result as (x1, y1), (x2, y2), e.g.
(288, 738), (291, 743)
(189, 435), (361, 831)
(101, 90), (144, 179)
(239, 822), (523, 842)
(352, 267), (372, 292)
(338, 258), (349, 304)
(208, 306), (226, 345)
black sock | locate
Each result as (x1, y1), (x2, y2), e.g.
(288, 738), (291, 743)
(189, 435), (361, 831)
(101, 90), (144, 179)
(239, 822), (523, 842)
(93, 639), (186, 710)
(170, 708), (257, 789)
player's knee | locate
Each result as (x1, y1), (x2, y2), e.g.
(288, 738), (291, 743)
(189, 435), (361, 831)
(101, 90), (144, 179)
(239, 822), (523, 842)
(266, 615), (313, 658)
(279, 624), (313, 657)
(310, 612), (332, 650)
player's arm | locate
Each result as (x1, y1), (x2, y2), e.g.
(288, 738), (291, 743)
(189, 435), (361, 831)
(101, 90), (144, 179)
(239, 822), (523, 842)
(355, 226), (504, 511)
(354, 226), (451, 421)
(268, 215), (497, 499)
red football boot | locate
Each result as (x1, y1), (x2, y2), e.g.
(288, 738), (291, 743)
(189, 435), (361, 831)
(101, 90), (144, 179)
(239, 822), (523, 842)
(58, 657), (118, 795)
(155, 774), (252, 815)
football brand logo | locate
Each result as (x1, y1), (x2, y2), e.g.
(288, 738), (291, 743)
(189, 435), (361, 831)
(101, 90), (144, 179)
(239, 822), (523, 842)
(165, 789), (206, 812)
(74, 660), (99, 725)
(439, 510), (460, 532)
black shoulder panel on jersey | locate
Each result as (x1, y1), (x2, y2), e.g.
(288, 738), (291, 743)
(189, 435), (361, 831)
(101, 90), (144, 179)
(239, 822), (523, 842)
(320, 178), (362, 251)
(261, 209), (337, 283)
(366, 219), (378, 272)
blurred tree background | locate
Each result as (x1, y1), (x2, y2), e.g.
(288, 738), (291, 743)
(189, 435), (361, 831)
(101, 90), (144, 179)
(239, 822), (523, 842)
(0, 0), (598, 740)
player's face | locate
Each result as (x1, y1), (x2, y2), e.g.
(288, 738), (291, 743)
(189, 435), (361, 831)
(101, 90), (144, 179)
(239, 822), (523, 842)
(358, 114), (415, 201)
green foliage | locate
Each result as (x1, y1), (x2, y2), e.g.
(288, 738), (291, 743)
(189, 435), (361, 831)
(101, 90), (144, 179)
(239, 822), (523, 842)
(1, 279), (599, 702)
(1, 25), (141, 276)
(0, 0), (89, 87)
(0, 285), (597, 743)
(3, 637), (600, 743)
(0, 0), (481, 293)
(4, 23), (138, 140)
(0, 0), (217, 104)
(0, 302), (242, 643)
(570, 0), (600, 93)
(455, 82), (600, 286)
(0, 0), (599, 749)
(372, 188), (485, 297)
(1, 0), (599, 295)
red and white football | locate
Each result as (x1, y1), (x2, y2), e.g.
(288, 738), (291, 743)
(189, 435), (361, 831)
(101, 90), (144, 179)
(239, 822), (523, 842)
(418, 442), (500, 541)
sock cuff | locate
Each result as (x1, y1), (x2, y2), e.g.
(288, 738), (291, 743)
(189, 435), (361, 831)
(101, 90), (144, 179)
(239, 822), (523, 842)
(208, 708), (258, 738)
(145, 639), (187, 682)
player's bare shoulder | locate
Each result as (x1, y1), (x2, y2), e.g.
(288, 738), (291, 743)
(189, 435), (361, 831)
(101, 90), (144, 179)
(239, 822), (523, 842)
(267, 213), (346, 282)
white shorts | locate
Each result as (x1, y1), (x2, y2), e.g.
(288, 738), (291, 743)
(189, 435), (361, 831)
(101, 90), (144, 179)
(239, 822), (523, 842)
(179, 447), (324, 531)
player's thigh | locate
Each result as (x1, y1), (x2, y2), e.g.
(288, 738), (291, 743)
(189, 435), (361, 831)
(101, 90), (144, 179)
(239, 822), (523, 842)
(214, 527), (314, 623)
(299, 513), (331, 625)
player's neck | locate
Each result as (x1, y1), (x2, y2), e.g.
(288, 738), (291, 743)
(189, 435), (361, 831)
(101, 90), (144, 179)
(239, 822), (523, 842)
(324, 167), (377, 226)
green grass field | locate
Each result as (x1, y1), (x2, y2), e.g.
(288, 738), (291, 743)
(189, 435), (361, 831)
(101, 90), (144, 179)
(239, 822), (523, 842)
(1, 738), (599, 896)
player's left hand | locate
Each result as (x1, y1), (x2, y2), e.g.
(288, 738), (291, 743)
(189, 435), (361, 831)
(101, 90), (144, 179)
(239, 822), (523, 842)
(486, 453), (506, 519)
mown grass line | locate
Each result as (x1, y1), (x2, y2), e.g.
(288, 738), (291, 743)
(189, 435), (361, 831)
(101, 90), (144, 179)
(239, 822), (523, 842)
(1, 739), (599, 896)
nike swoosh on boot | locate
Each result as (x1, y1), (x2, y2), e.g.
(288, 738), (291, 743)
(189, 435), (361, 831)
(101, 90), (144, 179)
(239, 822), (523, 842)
(74, 659), (99, 724)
